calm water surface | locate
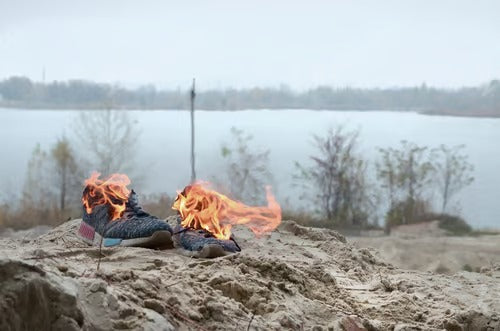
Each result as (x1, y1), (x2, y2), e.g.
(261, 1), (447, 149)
(1, 109), (498, 228)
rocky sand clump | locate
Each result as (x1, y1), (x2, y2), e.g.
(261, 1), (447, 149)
(0, 219), (499, 330)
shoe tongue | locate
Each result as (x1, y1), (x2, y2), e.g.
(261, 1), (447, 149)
(125, 190), (150, 217)
(127, 190), (140, 209)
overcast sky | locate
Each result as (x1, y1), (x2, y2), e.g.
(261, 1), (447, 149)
(0, 0), (499, 90)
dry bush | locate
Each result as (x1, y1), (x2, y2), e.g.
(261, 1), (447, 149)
(0, 140), (83, 231)
(385, 198), (432, 230)
(281, 209), (328, 228)
(294, 127), (374, 228)
(0, 203), (78, 231)
(0, 204), (8, 228)
(0, 192), (176, 231)
(218, 127), (273, 205)
(419, 212), (472, 235)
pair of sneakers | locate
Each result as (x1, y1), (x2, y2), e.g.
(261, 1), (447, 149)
(77, 190), (240, 258)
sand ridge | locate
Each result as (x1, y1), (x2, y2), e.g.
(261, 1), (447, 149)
(0, 218), (499, 330)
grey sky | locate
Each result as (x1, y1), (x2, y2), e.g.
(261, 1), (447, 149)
(0, 0), (499, 90)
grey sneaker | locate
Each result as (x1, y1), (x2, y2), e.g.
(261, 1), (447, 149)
(77, 190), (173, 249)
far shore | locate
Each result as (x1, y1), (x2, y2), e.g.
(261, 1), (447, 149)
(1, 105), (499, 119)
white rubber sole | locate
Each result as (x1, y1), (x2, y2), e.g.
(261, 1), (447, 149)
(77, 221), (173, 249)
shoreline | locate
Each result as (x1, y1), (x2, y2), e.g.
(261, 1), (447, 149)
(1, 105), (499, 119)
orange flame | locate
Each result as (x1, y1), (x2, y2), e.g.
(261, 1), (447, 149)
(82, 172), (131, 220)
(172, 183), (282, 240)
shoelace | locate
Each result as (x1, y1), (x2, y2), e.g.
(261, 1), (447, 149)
(123, 197), (150, 218)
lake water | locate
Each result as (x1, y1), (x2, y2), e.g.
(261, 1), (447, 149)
(1, 108), (499, 229)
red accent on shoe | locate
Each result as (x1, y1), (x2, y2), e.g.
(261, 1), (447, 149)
(78, 221), (95, 240)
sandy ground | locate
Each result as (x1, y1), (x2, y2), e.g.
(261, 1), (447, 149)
(351, 234), (500, 274)
(1, 218), (499, 330)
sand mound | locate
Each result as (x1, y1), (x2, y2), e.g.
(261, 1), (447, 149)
(352, 233), (500, 274)
(0, 259), (83, 330)
(0, 219), (499, 330)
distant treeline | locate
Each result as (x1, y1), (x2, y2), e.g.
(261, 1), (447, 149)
(0, 76), (499, 116)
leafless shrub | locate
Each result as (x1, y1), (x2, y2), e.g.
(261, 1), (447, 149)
(377, 141), (474, 230)
(431, 144), (474, 213)
(294, 127), (375, 228)
(2, 139), (82, 230)
(218, 127), (273, 204)
(74, 110), (141, 179)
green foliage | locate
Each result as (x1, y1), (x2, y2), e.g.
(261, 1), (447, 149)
(462, 264), (473, 272)
(221, 146), (231, 158)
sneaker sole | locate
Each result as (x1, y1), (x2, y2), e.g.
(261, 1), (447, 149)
(172, 229), (238, 258)
(77, 222), (173, 249)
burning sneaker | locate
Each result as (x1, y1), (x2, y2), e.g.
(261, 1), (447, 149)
(172, 218), (241, 258)
(77, 173), (173, 249)
(171, 183), (281, 258)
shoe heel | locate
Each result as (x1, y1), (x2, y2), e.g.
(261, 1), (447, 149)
(77, 221), (96, 245)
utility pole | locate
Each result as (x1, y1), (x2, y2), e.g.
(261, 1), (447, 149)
(190, 78), (196, 183)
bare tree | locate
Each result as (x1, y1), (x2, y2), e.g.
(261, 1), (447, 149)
(294, 127), (373, 227)
(18, 144), (58, 227)
(376, 141), (434, 226)
(432, 144), (474, 213)
(21, 144), (53, 208)
(75, 110), (140, 177)
(18, 139), (83, 226)
(376, 147), (398, 211)
(219, 127), (273, 204)
(51, 137), (81, 212)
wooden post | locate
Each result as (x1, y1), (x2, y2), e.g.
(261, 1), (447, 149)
(190, 78), (196, 183)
